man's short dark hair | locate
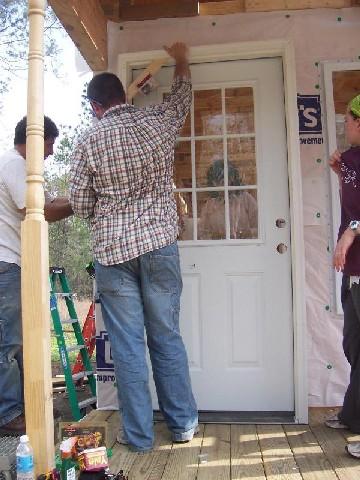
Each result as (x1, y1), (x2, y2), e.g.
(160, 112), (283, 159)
(87, 73), (126, 109)
(14, 116), (59, 145)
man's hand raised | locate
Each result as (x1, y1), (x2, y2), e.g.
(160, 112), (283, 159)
(163, 42), (189, 62)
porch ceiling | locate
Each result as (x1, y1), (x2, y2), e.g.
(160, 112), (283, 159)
(49, 0), (360, 70)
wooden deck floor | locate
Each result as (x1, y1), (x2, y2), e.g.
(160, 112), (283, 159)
(85, 408), (360, 479)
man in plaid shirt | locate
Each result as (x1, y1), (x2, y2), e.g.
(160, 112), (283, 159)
(69, 43), (198, 452)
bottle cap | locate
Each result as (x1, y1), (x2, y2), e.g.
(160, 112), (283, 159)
(20, 435), (29, 443)
(60, 439), (73, 454)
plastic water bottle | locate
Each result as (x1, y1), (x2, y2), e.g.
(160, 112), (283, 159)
(16, 435), (34, 480)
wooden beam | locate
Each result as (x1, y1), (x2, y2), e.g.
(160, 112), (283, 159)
(48, 0), (107, 71)
(245, 0), (352, 12)
(199, 0), (245, 15)
(99, 0), (120, 21)
(119, 0), (198, 21)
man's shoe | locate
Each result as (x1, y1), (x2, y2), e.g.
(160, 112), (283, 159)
(0, 414), (26, 436)
(346, 442), (360, 458)
(325, 413), (348, 429)
(172, 425), (199, 443)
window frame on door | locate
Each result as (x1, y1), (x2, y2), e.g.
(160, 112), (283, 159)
(118, 40), (307, 424)
(158, 80), (262, 246)
(323, 61), (360, 315)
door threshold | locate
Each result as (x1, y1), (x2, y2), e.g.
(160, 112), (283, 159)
(154, 410), (296, 424)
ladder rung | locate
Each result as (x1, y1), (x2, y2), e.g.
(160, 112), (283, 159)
(67, 344), (86, 353)
(72, 371), (94, 381)
(54, 292), (75, 298)
(61, 318), (79, 325)
(78, 397), (97, 409)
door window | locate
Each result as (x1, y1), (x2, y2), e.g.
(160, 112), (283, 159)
(173, 86), (259, 241)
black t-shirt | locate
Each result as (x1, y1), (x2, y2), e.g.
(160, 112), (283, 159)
(339, 146), (360, 275)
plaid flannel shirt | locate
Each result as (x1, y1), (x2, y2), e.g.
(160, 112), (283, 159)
(69, 78), (192, 265)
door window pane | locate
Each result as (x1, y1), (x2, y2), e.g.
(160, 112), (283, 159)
(225, 87), (254, 134)
(174, 141), (192, 188)
(197, 192), (225, 240)
(175, 192), (193, 241)
(194, 89), (222, 136)
(195, 140), (224, 187)
(227, 138), (256, 185)
(180, 111), (191, 137)
(229, 190), (258, 239)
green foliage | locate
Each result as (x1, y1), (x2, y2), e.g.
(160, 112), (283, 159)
(0, 0), (63, 108)
(46, 89), (93, 298)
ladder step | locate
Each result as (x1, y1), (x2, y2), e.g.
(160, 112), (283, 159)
(61, 318), (79, 325)
(72, 371), (94, 381)
(67, 344), (86, 353)
(54, 292), (75, 298)
(78, 397), (97, 409)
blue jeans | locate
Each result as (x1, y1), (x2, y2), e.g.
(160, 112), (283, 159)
(95, 242), (198, 451)
(0, 262), (23, 426)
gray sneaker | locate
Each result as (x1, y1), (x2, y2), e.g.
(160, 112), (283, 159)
(346, 442), (360, 458)
(325, 413), (348, 429)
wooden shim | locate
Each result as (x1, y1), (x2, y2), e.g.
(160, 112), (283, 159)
(257, 424), (303, 479)
(284, 424), (338, 479)
(231, 424), (266, 479)
(119, 0), (198, 21)
(49, 0), (108, 71)
(127, 57), (169, 101)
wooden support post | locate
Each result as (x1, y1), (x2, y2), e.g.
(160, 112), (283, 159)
(22, 0), (54, 474)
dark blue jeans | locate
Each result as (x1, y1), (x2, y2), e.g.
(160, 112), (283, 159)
(0, 261), (23, 426)
(95, 242), (198, 451)
(339, 275), (360, 432)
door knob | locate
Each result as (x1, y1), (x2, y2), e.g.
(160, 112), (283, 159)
(276, 218), (286, 228)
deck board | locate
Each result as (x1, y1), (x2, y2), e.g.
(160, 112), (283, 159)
(309, 409), (360, 480)
(257, 424), (302, 479)
(82, 408), (360, 479)
(284, 424), (337, 479)
(128, 423), (173, 480)
(197, 424), (230, 480)
(161, 423), (204, 480)
(230, 424), (266, 480)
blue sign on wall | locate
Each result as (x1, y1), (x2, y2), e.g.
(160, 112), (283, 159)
(96, 330), (114, 370)
(297, 94), (322, 135)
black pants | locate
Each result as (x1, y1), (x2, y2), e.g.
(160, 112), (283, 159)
(338, 275), (360, 432)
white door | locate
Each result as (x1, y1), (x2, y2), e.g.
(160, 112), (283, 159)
(133, 57), (294, 412)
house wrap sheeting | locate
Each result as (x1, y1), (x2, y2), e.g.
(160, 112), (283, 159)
(94, 7), (360, 409)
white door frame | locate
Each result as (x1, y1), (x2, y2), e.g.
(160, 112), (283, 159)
(118, 39), (308, 424)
